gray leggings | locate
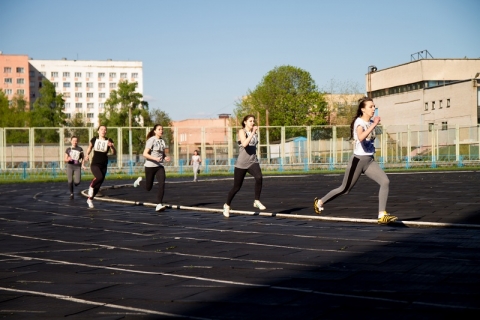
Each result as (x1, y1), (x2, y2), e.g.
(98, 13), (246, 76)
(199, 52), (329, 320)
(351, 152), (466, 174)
(321, 155), (389, 212)
(66, 164), (81, 193)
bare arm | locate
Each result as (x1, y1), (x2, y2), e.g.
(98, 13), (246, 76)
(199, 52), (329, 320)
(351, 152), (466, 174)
(356, 117), (380, 142)
(239, 127), (258, 148)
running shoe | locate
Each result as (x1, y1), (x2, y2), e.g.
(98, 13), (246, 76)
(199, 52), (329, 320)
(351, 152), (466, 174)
(378, 212), (398, 224)
(88, 187), (94, 198)
(313, 197), (324, 214)
(133, 177), (142, 188)
(223, 203), (230, 217)
(155, 203), (166, 212)
(87, 199), (94, 208)
(70, 193), (74, 200)
(253, 200), (266, 210)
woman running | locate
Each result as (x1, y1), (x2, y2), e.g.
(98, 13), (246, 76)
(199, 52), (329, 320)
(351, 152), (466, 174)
(65, 136), (86, 199)
(314, 97), (397, 224)
(84, 125), (116, 209)
(223, 114), (265, 217)
(133, 124), (171, 212)
(190, 150), (202, 182)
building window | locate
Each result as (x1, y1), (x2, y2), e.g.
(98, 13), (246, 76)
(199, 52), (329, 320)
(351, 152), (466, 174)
(75, 103), (82, 108)
(431, 101), (435, 110)
(75, 113), (83, 119)
(65, 102), (71, 108)
(30, 82), (35, 87)
(442, 121), (448, 130)
(63, 92), (71, 98)
(439, 100), (443, 109)
(109, 72), (116, 78)
(65, 113), (71, 119)
(4, 78), (12, 84)
(98, 82), (105, 88)
(86, 72), (93, 78)
(75, 82), (82, 88)
(40, 71), (46, 76)
(87, 103), (94, 109)
(87, 92), (94, 98)
(447, 99), (450, 108)
(29, 71), (35, 77)
(75, 92), (82, 98)
(17, 89), (25, 95)
(424, 102), (428, 111)
(74, 72), (82, 77)
(51, 72), (58, 77)
(4, 89), (13, 95)
(16, 67), (25, 73)
(87, 113), (94, 118)
(86, 82), (93, 88)
(98, 72), (105, 78)
(99, 93), (106, 98)
(17, 78), (24, 84)
(87, 123), (94, 127)
(63, 82), (70, 88)
(109, 83), (116, 88)
(428, 123), (434, 132)
(4, 67), (12, 73)
(53, 82), (58, 87)
(99, 103), (104, 108)
(63, 72), (70, 78)
(120, 72), (127, 79)
(131, 73), (138, 78)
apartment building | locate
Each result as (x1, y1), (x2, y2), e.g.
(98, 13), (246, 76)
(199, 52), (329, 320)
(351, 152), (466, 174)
(0, 53), (31, 104)
(366, 59), (480, 129)
(28, 58), (143, 127)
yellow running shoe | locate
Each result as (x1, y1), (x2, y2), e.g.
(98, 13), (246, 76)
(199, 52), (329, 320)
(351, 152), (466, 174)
(378, 212), (398, 224)
(313, 197), (324, 214)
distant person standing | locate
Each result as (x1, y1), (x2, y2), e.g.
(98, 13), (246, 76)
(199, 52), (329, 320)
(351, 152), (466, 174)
(314, 97), (396, 224)
(84, 125), (116, 209)
(190, 150), (202, 182)
(65, 136), (86, 199)
(133, 124), (171, 212)
(223, 114), (265, 218)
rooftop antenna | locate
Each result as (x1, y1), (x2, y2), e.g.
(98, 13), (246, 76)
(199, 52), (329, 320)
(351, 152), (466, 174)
(411, 50), (433, 61)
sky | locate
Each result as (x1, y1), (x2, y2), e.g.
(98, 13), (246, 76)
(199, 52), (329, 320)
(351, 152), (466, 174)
(1, 0), (479, 121)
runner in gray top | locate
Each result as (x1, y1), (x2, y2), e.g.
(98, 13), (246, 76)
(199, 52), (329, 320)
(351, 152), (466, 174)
(133, 124), (171, 212)
(64, 136), (86, 199)
(223, 114), (266, 217)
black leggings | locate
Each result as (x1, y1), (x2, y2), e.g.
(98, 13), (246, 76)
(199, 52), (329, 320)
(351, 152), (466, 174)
(139, 166), (166, 204)
(226, 163), (263, 206)
(89, 164), (107, 199)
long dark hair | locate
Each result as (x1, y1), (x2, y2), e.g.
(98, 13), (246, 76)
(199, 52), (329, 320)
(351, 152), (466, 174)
(147, 124), (162, 139)
(242, 115), (255, 128)
(350, 97), (373, 139)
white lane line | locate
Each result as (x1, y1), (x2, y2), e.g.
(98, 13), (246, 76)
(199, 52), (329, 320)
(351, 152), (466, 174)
(0, 286), (210, 319)
(0, 232), (317, 267)
(1, 253), (478, 311)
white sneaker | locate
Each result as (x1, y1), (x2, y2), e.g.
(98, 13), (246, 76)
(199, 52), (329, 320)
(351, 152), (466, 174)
(87, 199), (94, 208)
(155, 203), (166, 212)
(223, 203), (230, 217)
(253, 200), (266, 210)
(133, 177), (142, 187)
(88, 187), (94, 198)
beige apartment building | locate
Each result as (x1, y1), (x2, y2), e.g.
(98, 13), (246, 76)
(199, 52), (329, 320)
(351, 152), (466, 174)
(0, 53), (31, 104)
(367, 59), (480, 130)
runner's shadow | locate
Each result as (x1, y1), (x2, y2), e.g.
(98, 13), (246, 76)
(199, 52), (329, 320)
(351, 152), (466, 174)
(277, 207), (308, 214)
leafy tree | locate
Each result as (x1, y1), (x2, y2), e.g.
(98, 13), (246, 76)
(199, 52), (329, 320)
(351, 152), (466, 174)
(234, 65), (328, 141)
(100, 80), (151, 155)
(148, 108), (173, 146)
(0, 92), (30, 143)
(31, 79), (66, 143)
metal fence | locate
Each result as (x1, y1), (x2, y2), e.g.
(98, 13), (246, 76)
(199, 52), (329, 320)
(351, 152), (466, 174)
(1, 124), (479, 180)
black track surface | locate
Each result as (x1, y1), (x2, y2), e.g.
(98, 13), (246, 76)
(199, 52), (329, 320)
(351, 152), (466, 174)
(0, 171), (479, 319)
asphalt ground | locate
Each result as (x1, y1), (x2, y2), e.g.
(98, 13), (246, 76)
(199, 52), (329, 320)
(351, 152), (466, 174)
(0, 171), (479, 319)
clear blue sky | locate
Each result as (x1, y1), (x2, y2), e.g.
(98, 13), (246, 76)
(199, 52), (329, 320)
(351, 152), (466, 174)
(1, 0), (478, 121)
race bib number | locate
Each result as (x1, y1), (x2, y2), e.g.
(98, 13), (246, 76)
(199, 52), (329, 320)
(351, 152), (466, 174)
(70, 149), (81, 161)
(93, 139), (108, 152)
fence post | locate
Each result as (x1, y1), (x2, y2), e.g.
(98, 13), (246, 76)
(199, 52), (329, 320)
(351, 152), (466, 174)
(205, 158), (210, 173)
(128, 160), (134, 175)
(51, 161), (57, 178)
(303, 158), (308, 171)
(22, 162), (28, 180)
(328, 157), (334, 171)
(431, 156), (437, 168)
(379, 156), (385, 169)
(229, 158), (234, 173)
(458, 155), (464, 167)
(179, 159), (184, 174)
(455, 124), (460, 162)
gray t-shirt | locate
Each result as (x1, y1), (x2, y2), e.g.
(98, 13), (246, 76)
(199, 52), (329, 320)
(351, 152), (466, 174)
(144, 136), (166, 167)
(235, 129), (259, 169)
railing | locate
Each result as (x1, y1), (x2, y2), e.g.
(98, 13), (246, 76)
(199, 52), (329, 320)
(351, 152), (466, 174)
(1, 124), (479, 180)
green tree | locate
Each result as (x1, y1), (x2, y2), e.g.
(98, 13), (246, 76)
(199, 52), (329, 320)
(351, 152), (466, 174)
(234, 65), (328, 141)
(0, 92), (30, 143)
(149, 108), (174, 147)
(31, 79), (66, 143)
(100, 80), (151, 156)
